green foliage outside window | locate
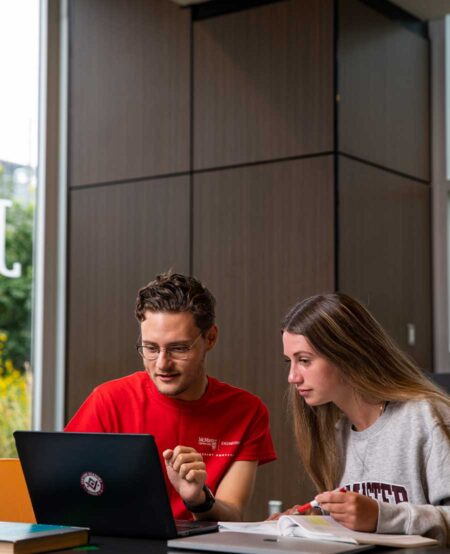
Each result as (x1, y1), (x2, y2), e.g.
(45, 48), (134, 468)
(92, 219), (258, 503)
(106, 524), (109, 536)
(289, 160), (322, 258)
(0, 201), (33, 369)
(0, 333), (31, 456)
(0, 163), (34, 455)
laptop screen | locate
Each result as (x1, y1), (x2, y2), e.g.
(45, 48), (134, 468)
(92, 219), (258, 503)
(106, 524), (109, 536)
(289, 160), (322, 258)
(14, 431), (181, 538)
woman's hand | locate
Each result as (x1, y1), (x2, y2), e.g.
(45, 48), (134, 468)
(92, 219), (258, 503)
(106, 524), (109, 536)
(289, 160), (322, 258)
(315, 490), (379, 532)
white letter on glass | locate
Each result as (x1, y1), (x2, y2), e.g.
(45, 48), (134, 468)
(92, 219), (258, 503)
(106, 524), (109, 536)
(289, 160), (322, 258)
(0, 199), (22, 278)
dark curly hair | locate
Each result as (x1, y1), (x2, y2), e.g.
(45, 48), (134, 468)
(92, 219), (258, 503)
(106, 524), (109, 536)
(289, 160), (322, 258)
(135, 271), (216, 335)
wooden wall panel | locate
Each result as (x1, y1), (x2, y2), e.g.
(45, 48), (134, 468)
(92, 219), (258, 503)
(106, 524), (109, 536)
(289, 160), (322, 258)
(193, 0), (334, 170)
(339, 0), (429, 181)
(69, 0), (190, 186)
(64, 0), (433, 523)
(66, 176), (190, 419)
(339, 156), (431, 369)
(193, 156), (335, 519)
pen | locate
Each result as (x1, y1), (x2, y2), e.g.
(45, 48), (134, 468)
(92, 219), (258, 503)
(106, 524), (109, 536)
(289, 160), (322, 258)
(297, 487), (347, 514)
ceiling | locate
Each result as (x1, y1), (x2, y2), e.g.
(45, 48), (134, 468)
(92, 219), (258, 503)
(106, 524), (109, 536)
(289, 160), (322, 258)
(391, 0), (450, 21)
(169, 0), (450, 21)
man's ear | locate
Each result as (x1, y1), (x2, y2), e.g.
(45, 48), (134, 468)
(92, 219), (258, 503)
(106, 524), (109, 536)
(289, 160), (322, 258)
(205, 325), (218, 351)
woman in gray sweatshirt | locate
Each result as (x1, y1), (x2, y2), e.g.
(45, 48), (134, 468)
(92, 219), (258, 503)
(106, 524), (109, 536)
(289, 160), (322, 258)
(281, 292), (450, 546)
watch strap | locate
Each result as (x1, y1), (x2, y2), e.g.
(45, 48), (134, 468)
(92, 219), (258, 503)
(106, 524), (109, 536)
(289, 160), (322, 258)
(183, 484), (215, 513)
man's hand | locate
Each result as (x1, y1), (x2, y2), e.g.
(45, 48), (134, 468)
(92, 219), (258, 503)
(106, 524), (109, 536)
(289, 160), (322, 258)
(163, 446), (207, 504)
(163, 450), (258, 521)
(315, 490), (379, 532)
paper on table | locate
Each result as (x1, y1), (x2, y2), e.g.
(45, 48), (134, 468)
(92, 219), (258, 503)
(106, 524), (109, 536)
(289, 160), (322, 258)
(219, 521), (279, 535)
(279, 516), (359, 543)
(219, 517), (356, 544)
(219, 515), (438, 548)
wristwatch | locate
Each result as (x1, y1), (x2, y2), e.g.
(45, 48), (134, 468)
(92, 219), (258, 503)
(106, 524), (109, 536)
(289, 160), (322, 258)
(183, 484), (215, 513)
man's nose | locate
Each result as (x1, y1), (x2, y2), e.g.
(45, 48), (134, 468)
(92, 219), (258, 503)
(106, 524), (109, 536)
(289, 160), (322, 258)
(155, 349), (172, 369)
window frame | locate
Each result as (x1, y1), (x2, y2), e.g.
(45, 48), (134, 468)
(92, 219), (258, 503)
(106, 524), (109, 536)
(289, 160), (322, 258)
(32, 0), (68, 430)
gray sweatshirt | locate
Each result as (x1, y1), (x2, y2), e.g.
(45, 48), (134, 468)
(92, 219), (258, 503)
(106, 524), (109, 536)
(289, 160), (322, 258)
(336, 399), (450, 546)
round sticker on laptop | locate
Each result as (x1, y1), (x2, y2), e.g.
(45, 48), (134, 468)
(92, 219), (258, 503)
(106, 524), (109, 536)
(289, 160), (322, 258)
(80, 471), (104, 496)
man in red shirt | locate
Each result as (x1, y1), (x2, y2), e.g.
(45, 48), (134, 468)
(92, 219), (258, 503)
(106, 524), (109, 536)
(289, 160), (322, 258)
(65, 272), (276, 521)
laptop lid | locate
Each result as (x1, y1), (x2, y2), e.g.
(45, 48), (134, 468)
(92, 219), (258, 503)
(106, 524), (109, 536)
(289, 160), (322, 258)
(14, 431), (217, 539)
(167, 532), (374, 554)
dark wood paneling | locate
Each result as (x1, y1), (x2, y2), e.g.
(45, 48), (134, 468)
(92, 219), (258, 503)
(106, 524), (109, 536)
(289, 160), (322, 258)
(69, 0), (190, 186)
(193, 156), (335, 519)
(339, 0), (430, 181)
(339, 156), (431, 369)
(64, 0), (432, 521)
(66, 176), (190, 419)
(193, 0), (334, 170)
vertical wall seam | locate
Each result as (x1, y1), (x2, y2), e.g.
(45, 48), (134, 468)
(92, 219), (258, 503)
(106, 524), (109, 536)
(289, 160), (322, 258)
(189, 10), (194, 276)
(334, 0), (340, 292)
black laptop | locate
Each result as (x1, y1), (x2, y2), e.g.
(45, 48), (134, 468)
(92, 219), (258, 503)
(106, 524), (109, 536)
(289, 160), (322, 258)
(14, 431), (218, 539)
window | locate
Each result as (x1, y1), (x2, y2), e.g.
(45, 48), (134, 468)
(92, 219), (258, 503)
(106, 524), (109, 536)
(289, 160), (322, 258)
(0, 1), (39, 454)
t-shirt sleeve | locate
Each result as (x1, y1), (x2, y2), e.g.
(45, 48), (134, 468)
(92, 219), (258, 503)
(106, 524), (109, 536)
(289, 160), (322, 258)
(64, 387), (112, 432)
(234, 400), (276, 465)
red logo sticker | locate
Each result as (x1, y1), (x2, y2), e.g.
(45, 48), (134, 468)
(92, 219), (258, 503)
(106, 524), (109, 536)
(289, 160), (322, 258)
(80, 471), (104, 496)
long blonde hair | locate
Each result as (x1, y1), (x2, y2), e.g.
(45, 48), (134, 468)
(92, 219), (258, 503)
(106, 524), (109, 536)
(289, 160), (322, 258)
(282, 293), (450, 492)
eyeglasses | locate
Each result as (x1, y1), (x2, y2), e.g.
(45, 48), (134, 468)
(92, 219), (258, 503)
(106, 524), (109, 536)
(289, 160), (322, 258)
(136, 333), (203, 361)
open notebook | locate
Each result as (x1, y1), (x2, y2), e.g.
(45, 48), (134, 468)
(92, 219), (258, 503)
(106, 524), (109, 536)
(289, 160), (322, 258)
(14, 431), (218, 539)
(216, 515), (438, 548)
(169, 515), (438, 554)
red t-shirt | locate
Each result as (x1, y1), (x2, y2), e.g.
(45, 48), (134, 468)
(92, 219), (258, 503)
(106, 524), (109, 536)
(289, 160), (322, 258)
(65, 372), (276, 519)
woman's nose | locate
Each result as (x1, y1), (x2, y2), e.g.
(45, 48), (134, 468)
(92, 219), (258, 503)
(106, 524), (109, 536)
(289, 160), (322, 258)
(288, 364), (304, 384)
